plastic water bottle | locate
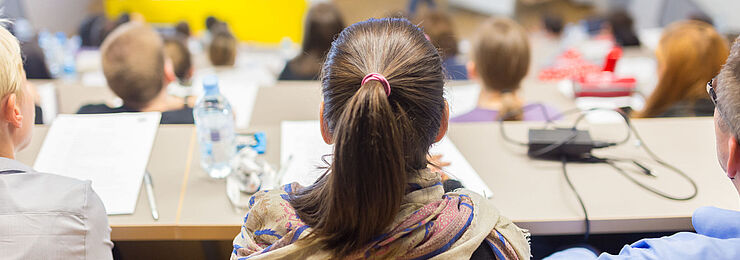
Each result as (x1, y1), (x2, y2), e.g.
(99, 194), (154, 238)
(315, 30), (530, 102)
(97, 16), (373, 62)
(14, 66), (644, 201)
(194, 75), (236, 178)
(62, 35), (80, 80)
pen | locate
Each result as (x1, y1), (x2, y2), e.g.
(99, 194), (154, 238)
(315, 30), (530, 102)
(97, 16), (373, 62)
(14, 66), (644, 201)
(144, 171), (159, 220)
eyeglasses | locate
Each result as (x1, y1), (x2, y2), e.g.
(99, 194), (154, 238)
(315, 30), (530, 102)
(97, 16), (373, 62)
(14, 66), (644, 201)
(707, 76), (719, 106)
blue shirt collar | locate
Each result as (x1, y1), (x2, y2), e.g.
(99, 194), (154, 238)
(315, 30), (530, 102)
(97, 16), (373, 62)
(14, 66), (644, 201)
(692, 206), (740, 239)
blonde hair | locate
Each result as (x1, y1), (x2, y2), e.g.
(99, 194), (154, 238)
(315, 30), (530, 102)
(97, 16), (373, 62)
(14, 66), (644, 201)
(636, 20), (729, 118)
(472, 17), (530, 120)
(0, 22), (25, 100)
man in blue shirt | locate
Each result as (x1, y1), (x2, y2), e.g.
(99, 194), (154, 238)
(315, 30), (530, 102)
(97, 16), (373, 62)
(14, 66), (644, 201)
(545, 37), (740, 260)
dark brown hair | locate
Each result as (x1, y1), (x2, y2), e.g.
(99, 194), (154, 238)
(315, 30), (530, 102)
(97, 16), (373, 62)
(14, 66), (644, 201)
(289, 18), (445, 257)
(416, 10), (459, 59)
(472, 17), (530, 120)
(164, 37), (192, 82)
(101, 22), (165, 109)
(208, 28), (237, 66)
(607, 9), (640, 47)
(285, 3), (345, 79)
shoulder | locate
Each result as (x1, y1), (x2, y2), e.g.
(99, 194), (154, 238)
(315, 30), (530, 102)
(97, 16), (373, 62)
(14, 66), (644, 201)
(77, 104), (116, 114)
(4, 172), (94, 215)
(161, 107), (195, 124)
(598, 232), (740, 260)
(450, 108), (498, 123)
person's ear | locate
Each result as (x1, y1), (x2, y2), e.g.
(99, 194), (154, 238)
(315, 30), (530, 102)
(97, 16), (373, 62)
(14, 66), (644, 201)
(434, 101), (449, 143)
(466, 61), (477, 80)
(164, 58), (176, 84)
(727, 137), (740, 179)
(2, 94), (23, 129)
(319, 102), (332, 144)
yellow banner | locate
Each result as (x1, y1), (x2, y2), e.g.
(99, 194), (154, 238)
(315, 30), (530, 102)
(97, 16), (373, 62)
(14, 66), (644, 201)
(105, 0), (308, 44)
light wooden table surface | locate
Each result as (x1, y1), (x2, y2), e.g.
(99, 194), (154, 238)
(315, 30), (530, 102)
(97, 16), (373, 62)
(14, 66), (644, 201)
(17, 117), (739, 240)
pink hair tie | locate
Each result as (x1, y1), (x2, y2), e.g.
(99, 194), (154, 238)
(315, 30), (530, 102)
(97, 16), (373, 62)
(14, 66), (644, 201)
(361, 73), (391, 96)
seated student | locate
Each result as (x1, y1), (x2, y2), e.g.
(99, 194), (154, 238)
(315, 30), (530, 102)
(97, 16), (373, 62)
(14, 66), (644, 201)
(416, 10), (468, 80)
(278, 3), (344, 80)
(604, 9), (640, 47)
(230, 18), (530, 259)
(77, 22), (194, 124)
(545, 35), (740, 260)
(451, 17), (559, 122)
(635, 20), (728, 118)
(208, 26), (237, 67)
(164, 37), (194, 99)
(0, 23), (113, 259)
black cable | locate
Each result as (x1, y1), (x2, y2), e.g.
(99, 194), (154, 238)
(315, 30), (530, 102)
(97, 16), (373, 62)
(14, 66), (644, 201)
(600, 158), (697, 201)
(561, 156), (590, 242)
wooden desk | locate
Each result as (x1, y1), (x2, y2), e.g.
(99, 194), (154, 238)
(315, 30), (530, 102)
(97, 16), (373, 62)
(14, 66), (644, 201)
(14, 118), (740, 240)
(177, 118), (740, 239)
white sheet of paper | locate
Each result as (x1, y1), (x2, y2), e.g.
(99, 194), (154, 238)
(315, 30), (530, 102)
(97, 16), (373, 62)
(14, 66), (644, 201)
(444, 84), (480, 118)
(33, 113), (161, 215)
(280, 120), (493, 198)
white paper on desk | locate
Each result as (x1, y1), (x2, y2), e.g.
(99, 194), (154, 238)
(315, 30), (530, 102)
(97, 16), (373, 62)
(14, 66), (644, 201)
(444, 84), (480, 118)
(280, 120), (493, 198)
(33, 113), (161, 215)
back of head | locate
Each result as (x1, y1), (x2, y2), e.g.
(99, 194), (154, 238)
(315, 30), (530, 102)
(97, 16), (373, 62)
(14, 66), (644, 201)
(417, 10), (459, 59)
(101, 22), (165, 110)
(0, 22), (25, 101)
(289, 18), (444, 257)
(164, 37), (192, 82)
(208, 28), (237, 67)
(175, 21), (191, 37)
(717, 36), (740, 137)
(205, 16), (218, 31)
(543, 14), (564, 36)
(302, 3), (344, 56)
(472, 17), (530, 120)
(637, 20), (728, 118)
(607, 10), (640, 47)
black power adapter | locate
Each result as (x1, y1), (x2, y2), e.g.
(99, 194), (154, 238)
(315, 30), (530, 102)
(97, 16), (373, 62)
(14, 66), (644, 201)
(527, 128), (596, 159)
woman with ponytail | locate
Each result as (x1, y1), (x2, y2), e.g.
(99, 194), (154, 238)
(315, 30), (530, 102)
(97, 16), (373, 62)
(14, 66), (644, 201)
(451, 17), (559, 122)
(231, 18), (530, 259)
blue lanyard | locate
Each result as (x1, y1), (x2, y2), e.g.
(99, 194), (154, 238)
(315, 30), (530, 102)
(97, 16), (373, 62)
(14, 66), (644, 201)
(0, 170), (24, 174)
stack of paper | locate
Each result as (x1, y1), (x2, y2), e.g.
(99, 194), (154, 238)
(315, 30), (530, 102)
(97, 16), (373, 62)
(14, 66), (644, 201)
(280, 121), (493, 198)
(33, 113), (161, 215)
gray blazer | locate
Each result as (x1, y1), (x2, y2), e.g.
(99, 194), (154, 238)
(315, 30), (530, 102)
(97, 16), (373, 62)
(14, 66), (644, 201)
(0, 157), (113, 259)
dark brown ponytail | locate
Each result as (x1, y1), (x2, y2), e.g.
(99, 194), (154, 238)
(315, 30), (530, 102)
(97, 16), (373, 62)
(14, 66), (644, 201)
(289, 18), (445, 257)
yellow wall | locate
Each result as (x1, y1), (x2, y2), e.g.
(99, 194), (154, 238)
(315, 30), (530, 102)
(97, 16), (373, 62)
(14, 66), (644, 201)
(104, 0), (308, 45)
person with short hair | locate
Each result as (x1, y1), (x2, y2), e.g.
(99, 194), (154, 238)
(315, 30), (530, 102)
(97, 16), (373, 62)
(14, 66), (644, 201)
(208, 27), (237, 67)
(416, 10), (467, 80)
(164, 37), (194, 99)
(0, 22), (113, 259)
(544, 35), (740, 260)
(77, 22), (194, 124)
